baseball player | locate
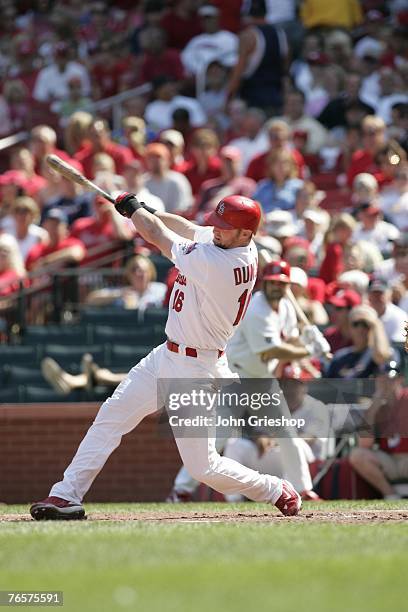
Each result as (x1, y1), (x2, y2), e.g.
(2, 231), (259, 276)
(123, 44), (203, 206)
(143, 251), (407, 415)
(168, 260), (329, 502)
(30, 195), (302, 520)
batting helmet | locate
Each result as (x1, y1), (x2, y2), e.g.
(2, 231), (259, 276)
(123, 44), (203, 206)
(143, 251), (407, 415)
(204, 195), (261, 233)
(262, 260), (291, 283)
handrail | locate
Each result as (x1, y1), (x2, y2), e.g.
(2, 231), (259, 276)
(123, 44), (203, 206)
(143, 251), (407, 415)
(0, 82), (152, 154)
(91, 83), (152, 132)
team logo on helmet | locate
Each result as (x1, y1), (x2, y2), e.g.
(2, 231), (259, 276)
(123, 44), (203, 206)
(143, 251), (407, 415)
(218, 202), (225, 215)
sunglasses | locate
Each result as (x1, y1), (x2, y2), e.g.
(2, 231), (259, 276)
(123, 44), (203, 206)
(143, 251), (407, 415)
(351, 320), (370, 329)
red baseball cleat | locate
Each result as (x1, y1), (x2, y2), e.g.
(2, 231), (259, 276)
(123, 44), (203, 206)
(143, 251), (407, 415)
(30, 496), (86, 521)
(275, 480), (302, 516)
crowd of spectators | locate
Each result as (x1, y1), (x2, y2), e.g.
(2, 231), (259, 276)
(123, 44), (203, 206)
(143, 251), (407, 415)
(0, 1), (407, 356)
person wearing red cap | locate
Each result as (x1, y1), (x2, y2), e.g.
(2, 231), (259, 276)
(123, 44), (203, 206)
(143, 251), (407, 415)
(31, 194), (303, 520)
(324, 287), (362, 353)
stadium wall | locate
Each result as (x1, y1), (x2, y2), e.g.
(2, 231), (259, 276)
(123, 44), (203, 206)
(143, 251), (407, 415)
(0, 404), (181, 504)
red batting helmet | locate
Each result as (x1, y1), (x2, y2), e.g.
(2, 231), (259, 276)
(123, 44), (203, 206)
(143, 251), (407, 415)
(262, 260), (291, 283)
(204, 195), (261, 233)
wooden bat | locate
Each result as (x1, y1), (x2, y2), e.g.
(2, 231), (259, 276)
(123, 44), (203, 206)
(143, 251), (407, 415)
(258, 249), (332, 361)
(46, 154), (115, 203)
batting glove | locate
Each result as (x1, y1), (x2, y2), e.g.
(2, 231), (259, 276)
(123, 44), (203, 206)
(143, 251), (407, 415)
(114, 192), (142, 218)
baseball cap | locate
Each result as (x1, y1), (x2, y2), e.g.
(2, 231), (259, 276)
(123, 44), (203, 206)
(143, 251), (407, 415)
(43, 208), (68, 224)
(265, 211), (296, 238)
(368, 278), (388, 293)
(262, 260), (291, 283)
(281, 363), (314, 382)
(328, 288), (362, 309)
(159, 129), (184, 148)
(290, 266), (308, 289)
(303, 208), (326, 225)
(349, 304), (378, 325)
(198, 5), (220, 17)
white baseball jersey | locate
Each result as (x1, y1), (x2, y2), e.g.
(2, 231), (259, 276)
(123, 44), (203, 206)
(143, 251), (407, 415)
(226, 291), (298, 377)
(165, 226), (258, 350)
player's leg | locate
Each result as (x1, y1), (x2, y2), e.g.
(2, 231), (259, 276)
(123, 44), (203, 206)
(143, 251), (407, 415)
(31, 345), (165, 518)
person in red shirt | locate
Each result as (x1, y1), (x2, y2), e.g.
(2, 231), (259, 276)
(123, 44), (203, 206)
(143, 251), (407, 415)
(0, 234), (26, 298)
(74, 119), (133, 179)
(139, 26), (185, 84)
(246, 119), (305, 182)
(182, 128), (222, 195)
(324, 287), (361, 353)
(30, 125), (77, 176)
(160, 0), (202, 49)
(349, 361), (408, 500)
(347, 115), (389, 187)
(10, 147), (47, 198)
(26, 209), (86, 273)
(319, 213), (357, 285)
(70, 196), (133, 265)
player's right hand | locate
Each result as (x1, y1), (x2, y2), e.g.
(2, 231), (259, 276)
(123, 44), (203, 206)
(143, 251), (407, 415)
(114, 192), (142, 218)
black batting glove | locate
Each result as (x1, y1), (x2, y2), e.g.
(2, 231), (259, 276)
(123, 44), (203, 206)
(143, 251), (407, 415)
(114, 192), (143, 218)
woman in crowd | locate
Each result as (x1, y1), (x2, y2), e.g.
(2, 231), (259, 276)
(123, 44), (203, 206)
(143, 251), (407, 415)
(326, 305), (393, 379)
(252, 149), (304, 213)
(319, 213), (356, 284)
(85, 254), (166, 310)
(8, 196), (48, 261)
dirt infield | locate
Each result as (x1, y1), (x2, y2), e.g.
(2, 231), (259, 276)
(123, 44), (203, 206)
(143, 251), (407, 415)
(1, 508), (408, 524)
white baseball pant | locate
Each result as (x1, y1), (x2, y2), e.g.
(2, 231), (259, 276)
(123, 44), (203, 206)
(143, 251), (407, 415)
(50, 343), (283, 504)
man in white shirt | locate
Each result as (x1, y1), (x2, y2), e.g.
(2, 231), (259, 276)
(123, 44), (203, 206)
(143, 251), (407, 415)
(181, 5), (238, 76)
(368, 278), (407, 343)
(144, 143), (193, 214)
(144, 76), (207, 131)
(33, 41), (91, 104)
(353, 202), (400, 256)
(228, 107), (269, 172)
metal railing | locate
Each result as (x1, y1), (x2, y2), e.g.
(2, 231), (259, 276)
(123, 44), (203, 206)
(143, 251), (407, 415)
(0, 239), (134, 338)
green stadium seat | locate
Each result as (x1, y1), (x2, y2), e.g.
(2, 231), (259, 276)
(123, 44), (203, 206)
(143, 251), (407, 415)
(22, 325), (92, 346)
(92, 324), (165, 346)
(0, 345), (39, 366)
(148, 254), (174, 282)
(109, 344), (151, 368)
(2, 365), (45, 385)
(43, 344), (107, 368)
(143, 308), (168, 326)
(23, 385), (82, 403)
(81, 308), (142, 327)
(0, 386), (23, 402)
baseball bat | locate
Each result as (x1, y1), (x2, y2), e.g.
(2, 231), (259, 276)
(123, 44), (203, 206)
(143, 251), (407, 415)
(46, 154), (115, 203)
(258, 249), (332, 360)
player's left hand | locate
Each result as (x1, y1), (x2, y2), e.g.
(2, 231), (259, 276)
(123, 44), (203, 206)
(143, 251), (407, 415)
(114, 192), (142, 218)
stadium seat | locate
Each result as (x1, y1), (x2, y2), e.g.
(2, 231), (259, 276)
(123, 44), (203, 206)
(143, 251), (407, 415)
(2, 365), (45, 386)
(0, 345), (39, 366)
(23, 385), (82, 403)
(143, 308), (168, 326)
(0, 386), (23, 403)
(81, 308), (143, 327)
(22, 325), (92, 346)
(109, 344), (151, 368)
(92, 324), (165, 346)
(43, 344), (107, 368)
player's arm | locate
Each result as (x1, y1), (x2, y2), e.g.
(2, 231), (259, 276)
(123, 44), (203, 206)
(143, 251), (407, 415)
(114, 193), (181, 259)
(260, 343), (311, 363)
(154, 211), (200, 240)
(226, 29), (255, 101)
